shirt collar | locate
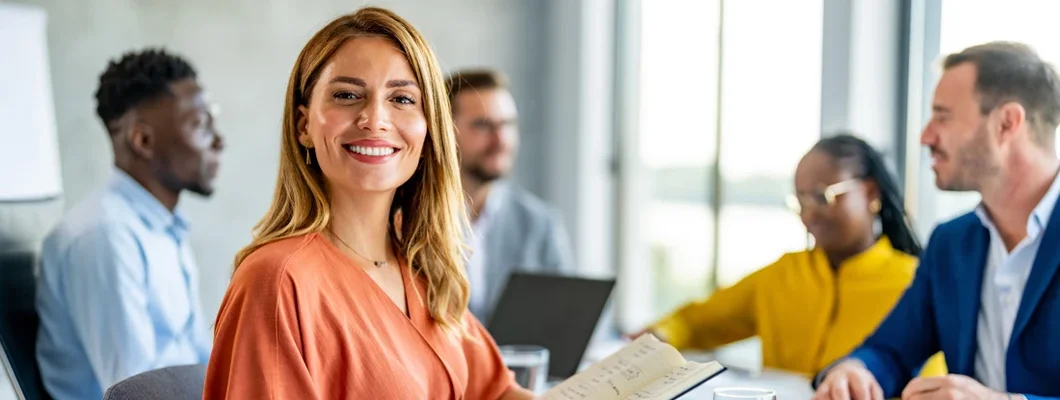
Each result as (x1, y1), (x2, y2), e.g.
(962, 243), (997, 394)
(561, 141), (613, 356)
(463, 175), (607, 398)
(812, 236), (899, 277)
(109, 167), (189, 235)
(482, 180), (509, 217)
(975, 168), (1060, 240)
(842, 235), (894, 268)
(471, 180), (509, 230)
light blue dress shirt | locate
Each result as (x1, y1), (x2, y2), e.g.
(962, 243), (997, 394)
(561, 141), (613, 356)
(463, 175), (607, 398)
(35, 168), (211, 400)
(974, 170), (1060, 392)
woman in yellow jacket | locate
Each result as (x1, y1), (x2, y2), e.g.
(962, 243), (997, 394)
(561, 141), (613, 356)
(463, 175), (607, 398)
(636, 134), (945, 377)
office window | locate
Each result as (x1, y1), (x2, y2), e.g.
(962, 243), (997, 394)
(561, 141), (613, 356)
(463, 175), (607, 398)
(914, 0), (1060, 233)
(940, 0), (1060, 77)
(620, 0), (823, 328)
(636, 0), (721, 318)
(716, 0), (822, 286)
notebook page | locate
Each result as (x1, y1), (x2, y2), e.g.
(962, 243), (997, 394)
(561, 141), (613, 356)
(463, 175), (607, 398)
(541, 335), (686, 400)
(624, 361), (727, 400)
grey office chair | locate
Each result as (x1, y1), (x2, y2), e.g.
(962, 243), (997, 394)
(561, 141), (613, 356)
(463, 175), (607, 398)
(103, 364), (207, 400)
(0, 250), (50, 400)
(1, 199), (63, 400)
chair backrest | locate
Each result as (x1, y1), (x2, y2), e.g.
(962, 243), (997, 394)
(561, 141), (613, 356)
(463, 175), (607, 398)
(0, 250), (50, 400)
(103, 364), (207, 400)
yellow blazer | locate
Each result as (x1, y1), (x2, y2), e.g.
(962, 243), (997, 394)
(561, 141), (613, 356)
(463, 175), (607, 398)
(652, 237), (946, 376)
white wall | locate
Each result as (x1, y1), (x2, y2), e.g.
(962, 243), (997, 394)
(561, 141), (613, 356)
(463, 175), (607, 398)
(8, 0), (551, 319)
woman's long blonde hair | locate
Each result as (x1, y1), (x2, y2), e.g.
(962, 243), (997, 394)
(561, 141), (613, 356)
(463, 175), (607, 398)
(235, 7), (471, 332)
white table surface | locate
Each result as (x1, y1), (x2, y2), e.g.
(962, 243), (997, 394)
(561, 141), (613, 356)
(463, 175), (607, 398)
(676, 367), (814, 399)
(0, 375), (14, 400)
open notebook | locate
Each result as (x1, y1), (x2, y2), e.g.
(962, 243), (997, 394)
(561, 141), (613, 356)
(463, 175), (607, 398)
(541, 334), (727, 400)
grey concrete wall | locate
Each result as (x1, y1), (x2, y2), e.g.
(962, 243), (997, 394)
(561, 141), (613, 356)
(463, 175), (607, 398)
(820, 0), (904, 162)
(4, 0), (550, 325)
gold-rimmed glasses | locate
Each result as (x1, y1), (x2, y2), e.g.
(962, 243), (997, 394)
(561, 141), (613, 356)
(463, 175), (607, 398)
(786, 178), (862, 214)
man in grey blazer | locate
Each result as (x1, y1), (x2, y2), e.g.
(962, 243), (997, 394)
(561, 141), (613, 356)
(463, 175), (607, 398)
(447, 69), (574, 322)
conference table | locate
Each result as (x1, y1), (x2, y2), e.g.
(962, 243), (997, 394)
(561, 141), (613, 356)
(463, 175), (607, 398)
(0, 376), (12, 400)
(675, 365), (815, 399)
(681, 347), (814, 399)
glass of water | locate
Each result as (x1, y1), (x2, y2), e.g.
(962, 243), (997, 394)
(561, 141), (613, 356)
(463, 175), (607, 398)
(714, 387), (777, 400)
(499, 345), (550, 394)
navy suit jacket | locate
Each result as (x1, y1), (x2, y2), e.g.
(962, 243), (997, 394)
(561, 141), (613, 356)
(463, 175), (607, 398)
(845, 210), (1060, 399)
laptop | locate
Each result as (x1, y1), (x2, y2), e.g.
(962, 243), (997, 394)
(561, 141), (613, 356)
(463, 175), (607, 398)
(486, 272), (616, 379)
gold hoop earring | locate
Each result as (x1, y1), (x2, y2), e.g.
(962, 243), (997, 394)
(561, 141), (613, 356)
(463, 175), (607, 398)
(870, 199), (881, 213)
(306, 147), (312, 165)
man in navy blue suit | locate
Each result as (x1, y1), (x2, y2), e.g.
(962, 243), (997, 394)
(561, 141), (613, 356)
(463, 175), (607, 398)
(814, 42), (1060, 400)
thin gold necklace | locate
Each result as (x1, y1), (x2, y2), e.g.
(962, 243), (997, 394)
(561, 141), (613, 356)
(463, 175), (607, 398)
(328, 229), (389, 268)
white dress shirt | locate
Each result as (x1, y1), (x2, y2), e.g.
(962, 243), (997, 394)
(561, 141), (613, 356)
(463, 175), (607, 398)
(973, 170), (1060, 391)
(467, 184), (507, 319)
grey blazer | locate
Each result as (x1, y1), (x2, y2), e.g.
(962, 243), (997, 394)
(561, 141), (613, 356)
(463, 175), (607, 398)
(474, 182), (574, 323)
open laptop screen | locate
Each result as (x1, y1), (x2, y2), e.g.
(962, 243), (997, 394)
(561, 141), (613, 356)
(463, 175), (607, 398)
(486, 272), (616, 379)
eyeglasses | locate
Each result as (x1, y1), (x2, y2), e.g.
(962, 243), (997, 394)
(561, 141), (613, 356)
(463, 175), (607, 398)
(786, 178), (862, 214)
(468, 118), (517, 135)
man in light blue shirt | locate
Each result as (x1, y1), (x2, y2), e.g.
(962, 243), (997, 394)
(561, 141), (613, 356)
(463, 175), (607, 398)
(36, 48), (223, 399)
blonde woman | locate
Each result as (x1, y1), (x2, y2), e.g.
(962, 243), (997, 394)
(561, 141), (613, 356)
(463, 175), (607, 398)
(203, 8), (533, 399)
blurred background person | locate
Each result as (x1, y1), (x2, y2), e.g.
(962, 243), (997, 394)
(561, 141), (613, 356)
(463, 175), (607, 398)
(815, 41), (1060, 400)
(447, 69), (574, 322)
(632, 135), (945, 378)
(203, 8), (533, 399)
(34, 49), (222, 400)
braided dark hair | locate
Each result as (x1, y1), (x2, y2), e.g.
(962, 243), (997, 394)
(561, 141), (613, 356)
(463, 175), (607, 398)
(813, 134), (922, 256)
(94, 48), (197, 132)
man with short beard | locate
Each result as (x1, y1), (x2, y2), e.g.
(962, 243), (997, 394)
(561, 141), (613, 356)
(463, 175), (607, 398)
(814, 41), (1060, 400)
(447, 69), (573, 322)
(36, 48), (223, 399)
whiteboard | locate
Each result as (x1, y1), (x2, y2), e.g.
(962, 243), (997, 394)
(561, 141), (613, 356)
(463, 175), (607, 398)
(0, 3), (63, 201)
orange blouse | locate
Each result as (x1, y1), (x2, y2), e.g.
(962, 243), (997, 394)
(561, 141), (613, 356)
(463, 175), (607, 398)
(203, 233), (518, 399)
